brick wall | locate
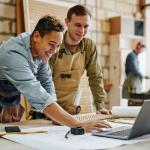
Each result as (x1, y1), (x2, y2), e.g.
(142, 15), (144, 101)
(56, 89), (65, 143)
(0, 0), (16, 42)
(0, 0), (139, 112)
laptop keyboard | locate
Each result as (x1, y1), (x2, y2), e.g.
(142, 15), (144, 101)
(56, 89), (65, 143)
(107, 128), (131, 137)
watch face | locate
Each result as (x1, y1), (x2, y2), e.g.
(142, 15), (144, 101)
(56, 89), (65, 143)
(71, 127), (84, 135)
(134, 20), (144, 36)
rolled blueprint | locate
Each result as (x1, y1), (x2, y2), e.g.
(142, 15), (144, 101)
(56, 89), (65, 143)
(112, 106), (141, 117)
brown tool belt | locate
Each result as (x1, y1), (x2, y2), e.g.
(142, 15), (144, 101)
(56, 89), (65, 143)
(0, 104), (25, 123)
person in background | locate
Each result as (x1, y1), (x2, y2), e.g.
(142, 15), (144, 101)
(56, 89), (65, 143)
(122, 41), (149, 106)
(0, 15), (111, 131)
(49, 5), (111, 115)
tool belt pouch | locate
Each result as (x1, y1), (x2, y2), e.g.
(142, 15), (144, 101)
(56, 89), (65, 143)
(0, 104), (24, 123)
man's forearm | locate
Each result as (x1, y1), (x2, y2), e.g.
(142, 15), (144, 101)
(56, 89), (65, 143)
(95, 100), (105, 110)
(43, 102), (111, 132)
(43, 102), (80, 128)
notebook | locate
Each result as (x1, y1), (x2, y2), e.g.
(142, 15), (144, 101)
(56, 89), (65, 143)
(92, 100), (150, 140)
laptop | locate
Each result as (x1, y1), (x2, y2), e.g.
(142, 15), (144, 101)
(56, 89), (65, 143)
(92, 100), (150, 140)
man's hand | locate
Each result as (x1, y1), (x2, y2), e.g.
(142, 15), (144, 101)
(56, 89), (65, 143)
(96, 108), (112, 115)
(43, 103), (111, 132)
(80, 120), (111, 132)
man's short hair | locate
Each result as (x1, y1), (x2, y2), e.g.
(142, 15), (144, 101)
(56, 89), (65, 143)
(31, 15), (64, 37)
(67, 5), (91, 21)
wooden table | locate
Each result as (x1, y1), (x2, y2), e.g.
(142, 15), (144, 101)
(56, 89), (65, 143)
(0, 118), (150, 150)
(0, 119), (52, 150)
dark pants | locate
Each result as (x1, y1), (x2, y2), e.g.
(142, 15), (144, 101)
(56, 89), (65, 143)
(0, 80), (24, 123)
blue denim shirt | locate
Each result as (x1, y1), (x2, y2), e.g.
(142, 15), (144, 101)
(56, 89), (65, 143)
(125, 50), (143, 79)
(0, 32), (56, 112)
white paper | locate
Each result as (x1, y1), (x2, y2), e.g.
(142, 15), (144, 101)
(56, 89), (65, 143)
(3, 124), (150, 150)
(112, 106), (141, 117)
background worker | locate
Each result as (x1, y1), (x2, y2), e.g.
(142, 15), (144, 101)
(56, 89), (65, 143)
(0, 15), (111, 131)
(122, 41), (150, 105)
(49, 5), (111, 115)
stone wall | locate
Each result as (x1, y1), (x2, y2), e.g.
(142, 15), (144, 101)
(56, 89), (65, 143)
(0, 0), (138, 76)
(0, 0), (16, 42)
(0, 0), (139, 112)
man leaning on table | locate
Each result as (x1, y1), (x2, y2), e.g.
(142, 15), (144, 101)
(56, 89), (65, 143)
(0, 15), (110, 132)
(49, 5), (111, 115)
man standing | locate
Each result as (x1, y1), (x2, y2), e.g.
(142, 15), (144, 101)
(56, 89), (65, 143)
(122, 41), (149, 105)
(0, 15), (111, 131)
(49, 5), (111, 115)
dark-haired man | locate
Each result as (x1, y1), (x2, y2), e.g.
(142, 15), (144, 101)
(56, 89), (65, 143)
(49, 5), (111, 115)
(0, 15), (110, 132)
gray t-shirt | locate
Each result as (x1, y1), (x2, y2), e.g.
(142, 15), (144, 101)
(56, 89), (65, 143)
(0, 32), (56, 112)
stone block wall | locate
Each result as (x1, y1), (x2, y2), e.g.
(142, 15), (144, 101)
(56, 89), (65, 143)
(0, 0), (16, 42)
(0, 0), (139, 113)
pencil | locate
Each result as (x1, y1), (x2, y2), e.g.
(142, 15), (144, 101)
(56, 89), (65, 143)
(0, 130), (47, 136)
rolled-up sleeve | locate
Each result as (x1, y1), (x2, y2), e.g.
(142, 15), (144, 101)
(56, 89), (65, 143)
(37, 62), (57, 101)
(1, 50), (56, 112)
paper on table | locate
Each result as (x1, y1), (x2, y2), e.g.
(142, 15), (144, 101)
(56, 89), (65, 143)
(112, 106), (141, 117)
(3, 125), (150, 150)
(107, 118), (135, 125)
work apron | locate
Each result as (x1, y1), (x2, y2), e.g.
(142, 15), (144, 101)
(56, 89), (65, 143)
(53, 50), (85, 114)
(0, 80), (24, 123)
(122, 73), (142, 98)
(122, 73), (143, 106)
